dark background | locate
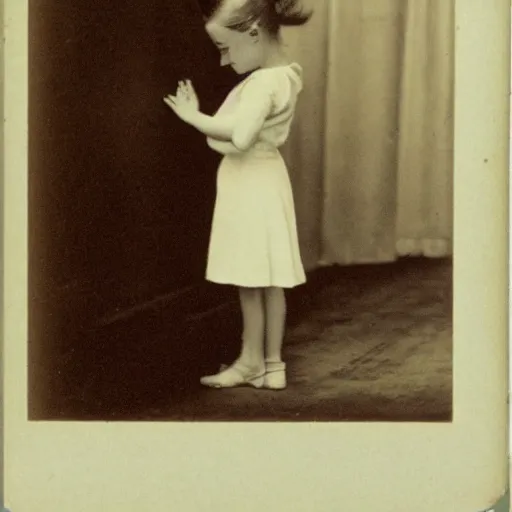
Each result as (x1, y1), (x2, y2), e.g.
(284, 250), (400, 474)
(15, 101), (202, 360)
(28, 0), (245, 418)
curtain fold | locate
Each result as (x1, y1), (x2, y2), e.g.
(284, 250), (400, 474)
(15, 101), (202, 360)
(281, 0), (454, 270)
(280, 0), (330, 269)
(395, 0), (454, 258)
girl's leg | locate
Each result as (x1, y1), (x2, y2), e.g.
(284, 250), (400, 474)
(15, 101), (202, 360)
(264, 287), (286, 362)
(200, 286), (265, 388)
(237, 286), (266, 370)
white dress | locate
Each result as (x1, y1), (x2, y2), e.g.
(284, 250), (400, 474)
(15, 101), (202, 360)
(205, 63), (306, 288)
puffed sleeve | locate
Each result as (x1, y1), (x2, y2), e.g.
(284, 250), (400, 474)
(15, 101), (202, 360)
(230, 70), (277, 151)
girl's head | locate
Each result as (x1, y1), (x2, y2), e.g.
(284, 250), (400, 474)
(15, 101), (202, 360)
(198, 0), (312, 74)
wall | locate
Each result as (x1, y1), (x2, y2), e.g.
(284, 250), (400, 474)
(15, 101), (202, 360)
(28, 0), (240, 416)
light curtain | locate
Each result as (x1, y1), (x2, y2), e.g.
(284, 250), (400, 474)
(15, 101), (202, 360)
(281, 0), (454, 269)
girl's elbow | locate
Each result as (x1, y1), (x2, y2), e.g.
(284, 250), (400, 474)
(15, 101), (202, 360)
(232, 130), (254, 152)
(206, 137), (217, 150)
(206, 136), (226, 155)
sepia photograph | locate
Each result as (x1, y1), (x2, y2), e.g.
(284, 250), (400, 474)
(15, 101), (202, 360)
(28, 0), (453, 422)
(5, 0), (510, 510)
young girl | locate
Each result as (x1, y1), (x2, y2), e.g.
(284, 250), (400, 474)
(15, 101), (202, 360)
(164, 0), (311, 390)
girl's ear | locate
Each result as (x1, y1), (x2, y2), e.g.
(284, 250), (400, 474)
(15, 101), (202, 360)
(249, 23), (259, 41)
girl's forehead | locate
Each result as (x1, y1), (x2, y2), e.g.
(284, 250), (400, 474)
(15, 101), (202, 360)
(205, 21), (239, 46)
(205, 0), (248, 44)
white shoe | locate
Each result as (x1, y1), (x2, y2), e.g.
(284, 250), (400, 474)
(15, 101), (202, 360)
(200, 363), (265, 389)
(218, 360), (287, 390)
(263, 361), (287, 390)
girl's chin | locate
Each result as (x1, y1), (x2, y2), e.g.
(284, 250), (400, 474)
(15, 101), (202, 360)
(231, 64), (258, 75)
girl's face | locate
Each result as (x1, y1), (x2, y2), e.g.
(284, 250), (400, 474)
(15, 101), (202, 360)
(205, 21), (264, 74)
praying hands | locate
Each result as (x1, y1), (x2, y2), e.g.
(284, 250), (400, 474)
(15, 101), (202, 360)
(164, 79), (200, 123)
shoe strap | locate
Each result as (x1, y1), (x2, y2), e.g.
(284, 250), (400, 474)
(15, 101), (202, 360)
(265, 363), (286, 374)
(230, 363), (265, 379)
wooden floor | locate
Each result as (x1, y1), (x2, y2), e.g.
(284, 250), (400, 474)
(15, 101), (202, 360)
(30, 257), (452, 422)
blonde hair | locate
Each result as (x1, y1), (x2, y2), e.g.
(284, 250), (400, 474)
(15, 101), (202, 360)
(199, 0), (312, 37)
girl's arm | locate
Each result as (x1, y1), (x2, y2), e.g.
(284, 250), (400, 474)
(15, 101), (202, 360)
(164, 84), (238, 143)
(185, 111), (236, 142)
(186, 85), (272, 151)
(228, 75), (275, 151)
(230, 96), (271, 151)
(165, 74), (275, 151)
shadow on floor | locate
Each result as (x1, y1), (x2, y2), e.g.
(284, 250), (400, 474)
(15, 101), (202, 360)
(30, 257), (453, 422)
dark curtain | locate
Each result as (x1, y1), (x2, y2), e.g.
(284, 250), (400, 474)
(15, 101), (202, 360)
(28, 0), (238, 417)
